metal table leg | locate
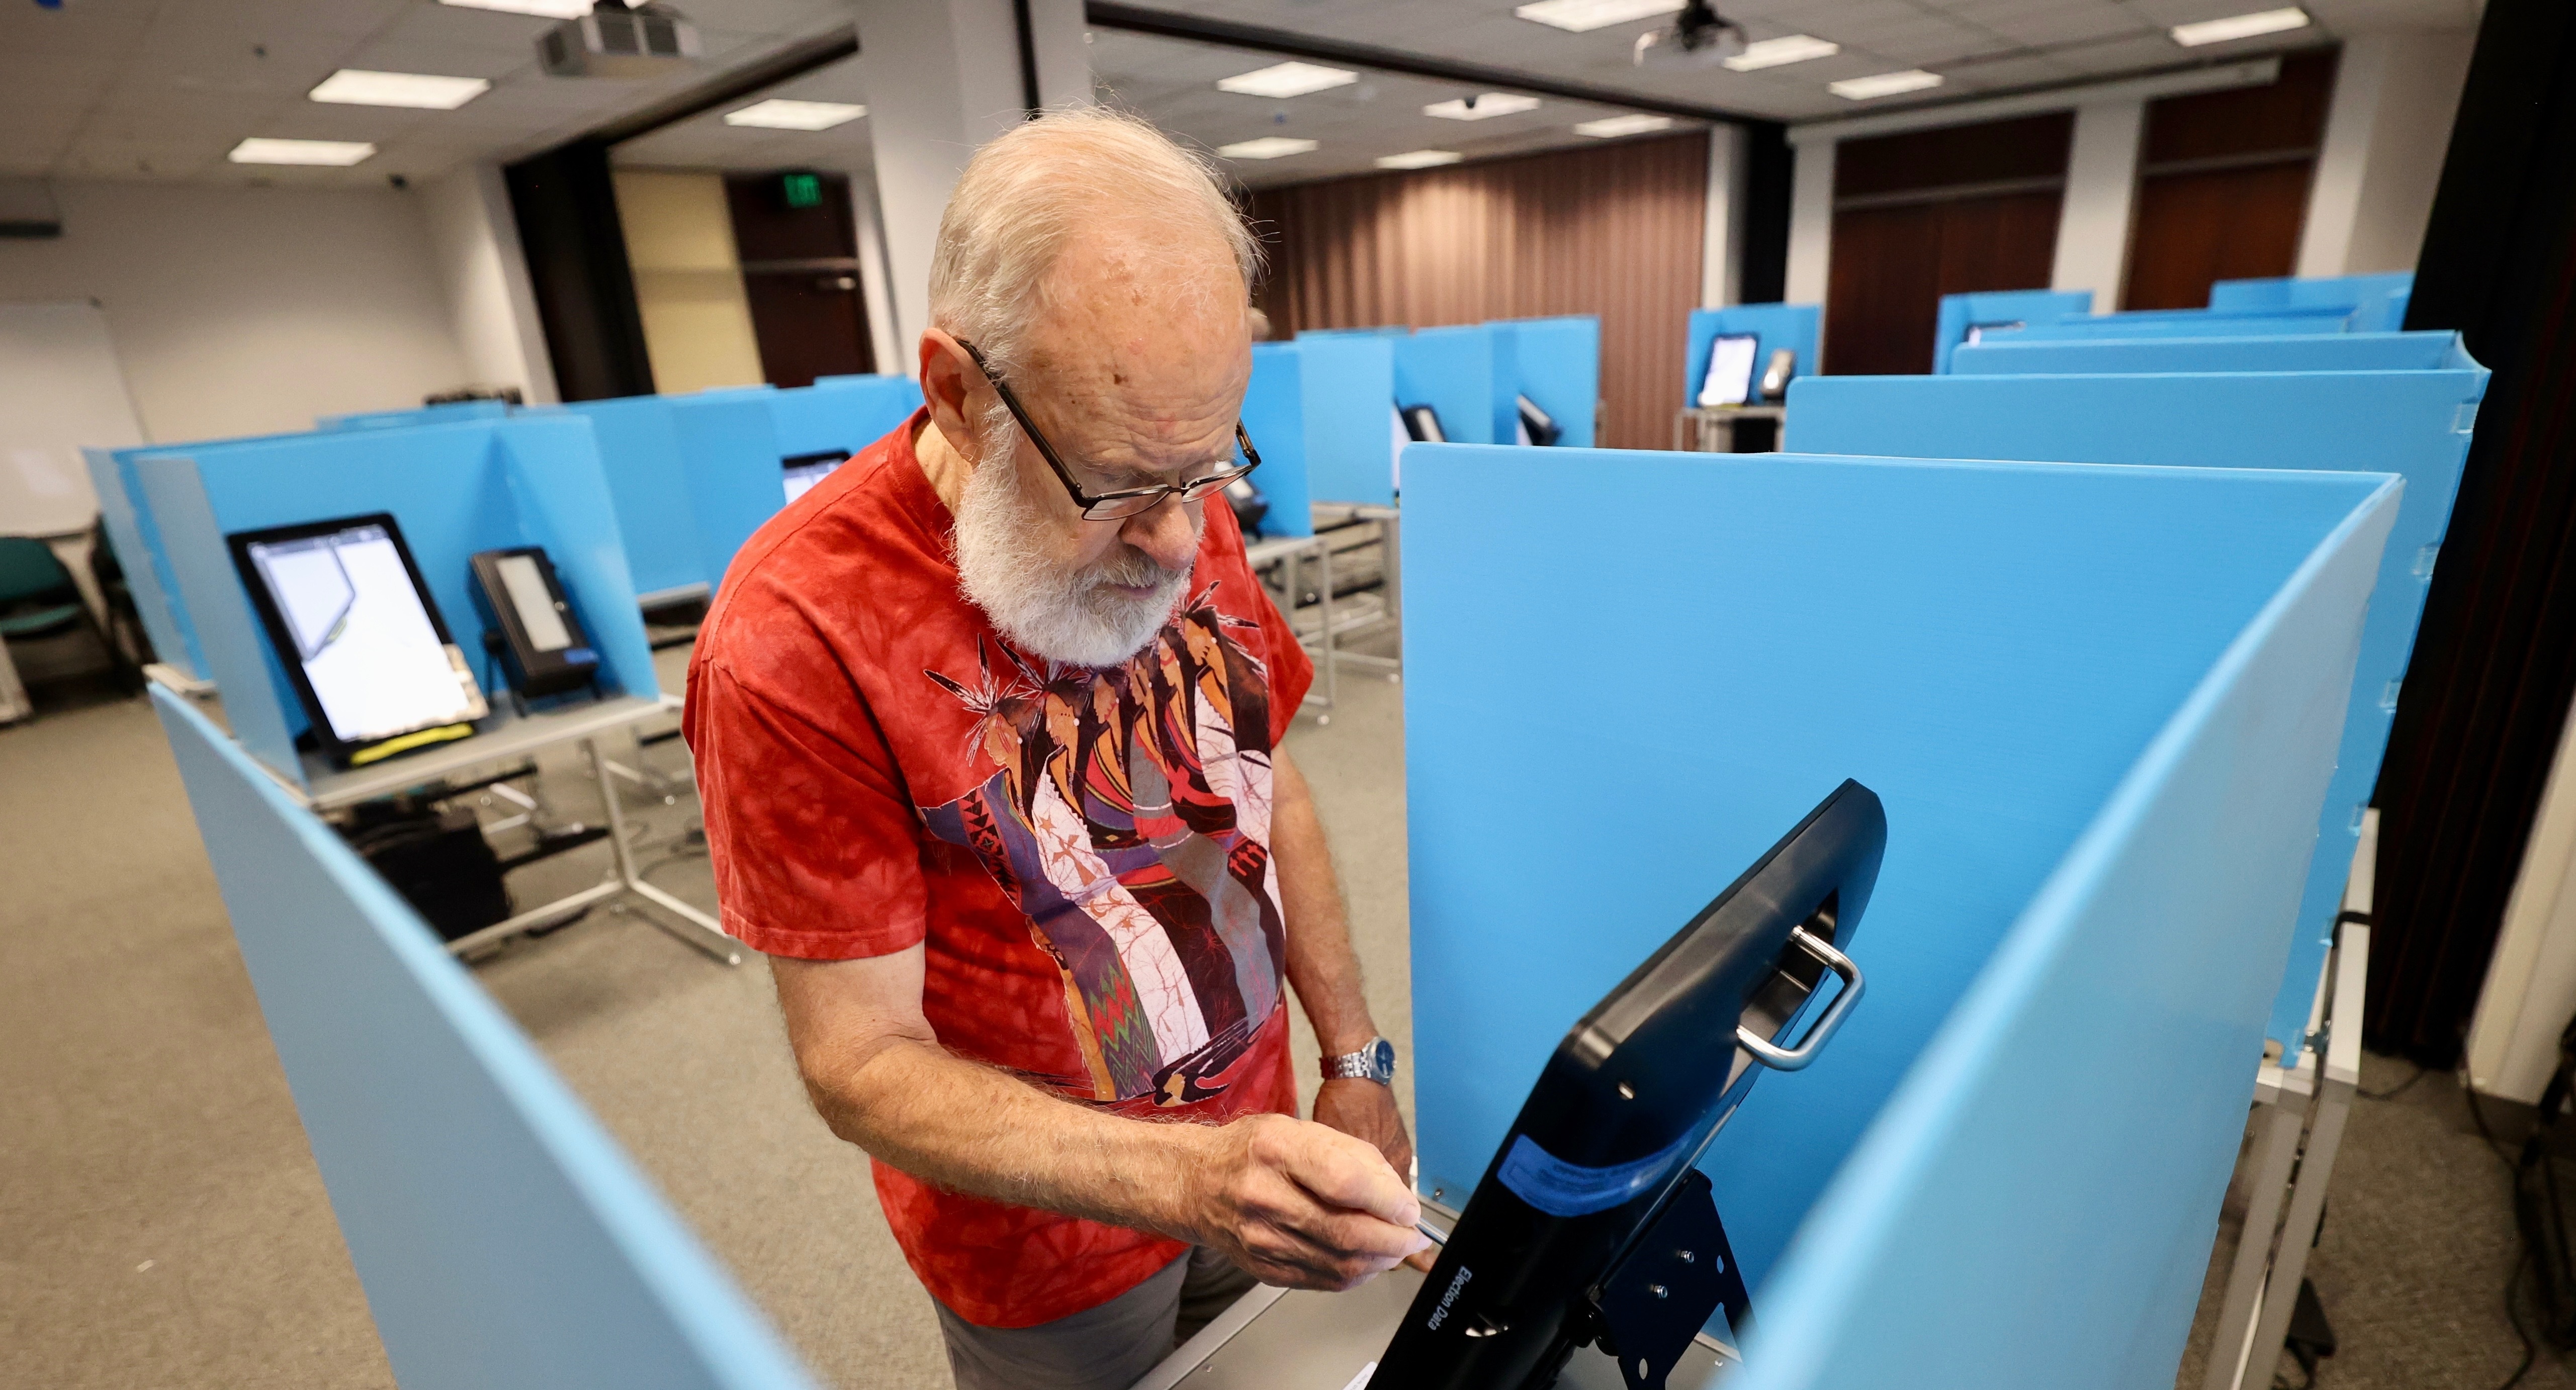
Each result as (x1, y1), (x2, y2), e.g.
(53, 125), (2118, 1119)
(2203, 1060), (2314, 1390)
(1314, 537), (1336, 725)
(586, 736), (742, 965)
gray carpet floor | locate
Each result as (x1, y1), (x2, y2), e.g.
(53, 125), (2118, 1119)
(0, 642), (2556, 1388)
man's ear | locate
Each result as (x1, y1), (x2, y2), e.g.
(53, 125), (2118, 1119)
(917, 330), (980, 460)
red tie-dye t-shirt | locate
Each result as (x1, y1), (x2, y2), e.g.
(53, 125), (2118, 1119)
(683, 411), (1310, 1329)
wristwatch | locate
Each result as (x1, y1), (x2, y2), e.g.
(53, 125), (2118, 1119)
(1321, 1037), (1398, 1084)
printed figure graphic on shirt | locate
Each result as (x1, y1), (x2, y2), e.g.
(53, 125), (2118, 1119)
(920, 580), (1289, 1108)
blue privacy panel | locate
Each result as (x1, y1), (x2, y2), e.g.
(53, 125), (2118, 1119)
(1243, 344), (1316, 539)
(84, 445), (210, 682)
(1684, 304), (1821, 402)
(1488, 316), (1599, 447)
(1787, 367), (2484, 1055)
(1989, 306), (2356, 342)
(768, 376), (923, 458)
(668, 394), (793, 592)
(1954, 330), (2474, 376)
(1932, 290), (2092, 374)
(2212, 272), (2412, 332)
(1393, 325), (1496, 449)
(1402, 445), (2395, 1385)
(532, 398), (710, 601)
(1293, 332), (1398, 507)
(151, 689), (818, 1390)
(318, 400), (511, 431)
(131, 415), (658, 787)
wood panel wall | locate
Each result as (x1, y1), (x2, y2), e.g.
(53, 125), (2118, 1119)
(1246, 133), (1709, 450)
(1823, 112), (2072, 375)
(2123, 49), (2339, 310)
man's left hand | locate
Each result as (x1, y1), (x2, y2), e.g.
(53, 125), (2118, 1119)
(1314, 1078), (1435, 1271)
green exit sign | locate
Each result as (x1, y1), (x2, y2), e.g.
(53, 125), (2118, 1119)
(782, 172), (822, 208)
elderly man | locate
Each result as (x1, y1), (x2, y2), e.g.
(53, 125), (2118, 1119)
(683, 108), (1427, 1390)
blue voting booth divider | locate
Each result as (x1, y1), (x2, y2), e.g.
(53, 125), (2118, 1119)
(1241, 343), (1317, 538)
(1988, 305), (2357, 343)
(1401, 444), (2396, 1386)
(667, 393), (796, 590)
(1393, 325), (1497, 450)
(531, 397), (715, 603)
(766, 375), (922, 458)
(150, 687), (819, 1390)
(129, 415), (660, 789)
(1292, 331), (1399, 507)
(1931, 290), (2092, 373)
(2212, 272), (2412, 332)
(1488, 316), (1598, 447)
(1955, 329), (2472, 376)
(85, 444), (213, 682)
(318, 399), (512, 431)
(1785, 365), (2485, 1058)
(1683, 304), (1821, 402)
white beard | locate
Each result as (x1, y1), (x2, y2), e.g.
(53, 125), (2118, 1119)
(951, 411), (1198, 669)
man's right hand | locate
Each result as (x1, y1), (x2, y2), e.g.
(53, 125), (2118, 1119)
(1183, 1113), (1431, 1289)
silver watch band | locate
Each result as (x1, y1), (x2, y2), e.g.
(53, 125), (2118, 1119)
(1321, 1037), (1397, 1084)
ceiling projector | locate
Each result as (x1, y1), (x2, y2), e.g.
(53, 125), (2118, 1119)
(1633, 0), (1746, 68)
(538, 2), (703, 78)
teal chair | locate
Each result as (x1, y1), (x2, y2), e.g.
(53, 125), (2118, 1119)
(0, 534), (139, 707)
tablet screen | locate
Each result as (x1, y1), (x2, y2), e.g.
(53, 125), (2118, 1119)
(238, 519), (486, 747)
(782, 449), (848, 505)
(1700, 333), (1758, 407)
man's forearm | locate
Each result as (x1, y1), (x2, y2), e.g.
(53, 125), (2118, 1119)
(803, 1034), (1207, 1239)
(1272, 751), (1378, 1054)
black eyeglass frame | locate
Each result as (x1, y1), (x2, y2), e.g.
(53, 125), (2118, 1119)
(955, 338), (1261, 522)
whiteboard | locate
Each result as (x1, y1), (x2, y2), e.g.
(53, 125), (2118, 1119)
(0, 301), (145, 536)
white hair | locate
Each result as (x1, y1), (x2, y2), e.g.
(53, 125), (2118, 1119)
(927, 106), (1261, 375)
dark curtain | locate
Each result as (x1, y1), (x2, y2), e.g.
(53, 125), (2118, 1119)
(2366, 0), (2576, 1065)
(504, 141), (654, 402)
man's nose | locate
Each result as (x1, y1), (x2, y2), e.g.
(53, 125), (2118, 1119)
(1119, 495), (1199, 573)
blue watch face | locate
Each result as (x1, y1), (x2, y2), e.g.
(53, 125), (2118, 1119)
(1369, 1038), (1396, 1076)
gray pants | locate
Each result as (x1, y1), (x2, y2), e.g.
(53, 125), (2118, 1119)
(935, 1246), (1257, 1390)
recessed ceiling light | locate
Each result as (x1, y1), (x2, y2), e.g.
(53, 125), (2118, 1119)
(724, 99), (867, 131)
(1376, 149), (1464, 169)
(1829, 69), (1944, 100)
(308, 69), (492, 110)
(1218, 137), (1319, 160)
(1515, 0), (1684, 33)
(1723, 34), (1840, 71)
(1573, 114), (1676, 138)
(2170, 7), (2312, 46)
(1216, 61), (1360, 99)
(1424, 93), (1543, 121)
(228, 138), (377, 166)
(437, 0), (594, 16)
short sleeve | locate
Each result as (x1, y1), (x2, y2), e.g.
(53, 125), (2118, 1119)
(684, 661), (930, 960)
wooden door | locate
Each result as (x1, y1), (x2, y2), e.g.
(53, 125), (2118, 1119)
(2123, 49), (2339, 310)
(725, 171), (875, 386)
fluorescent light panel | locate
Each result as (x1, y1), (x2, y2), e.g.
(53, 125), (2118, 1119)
(2170, 7), (2312, 46)
(1217, 137), (1318, 160)
(437, 0), (594, 16)
(308, 69), (491, 109)
(724, 99), (866, 130)
(1424, 93), (1542, 121)
(1216, 61), (1359, 99)
(1829, 69), (1944, 100)
(1724, 34), (1840, 71)
(1515, 0), (1683, 33)
(1573, 114), (1675, 138)
(1376, 149), (1463, 169)
(229, 137), (377, 166)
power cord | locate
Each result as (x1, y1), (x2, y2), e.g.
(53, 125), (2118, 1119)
(2359, 1064), (2430, 1101)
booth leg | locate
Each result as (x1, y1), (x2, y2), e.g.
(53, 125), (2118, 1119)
(2243, 924), (2368, 1384)
(2203, 1079), (2309, 1390)
(1314, 540), (1337, 725)
(585, 737), (742, 966)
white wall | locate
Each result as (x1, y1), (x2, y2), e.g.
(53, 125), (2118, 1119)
(2052, 100), (2145, 309)
(0, 183), (475, 678)
(0, 181), (469, 443)
(1783, 138), (1835, 311)
(419, 163), (557, 405)
(2299, 30), (2477, 278)
(853, 0), (1090, 375)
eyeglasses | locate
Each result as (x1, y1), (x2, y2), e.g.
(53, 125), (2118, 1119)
(956, 338), (1261, 522)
